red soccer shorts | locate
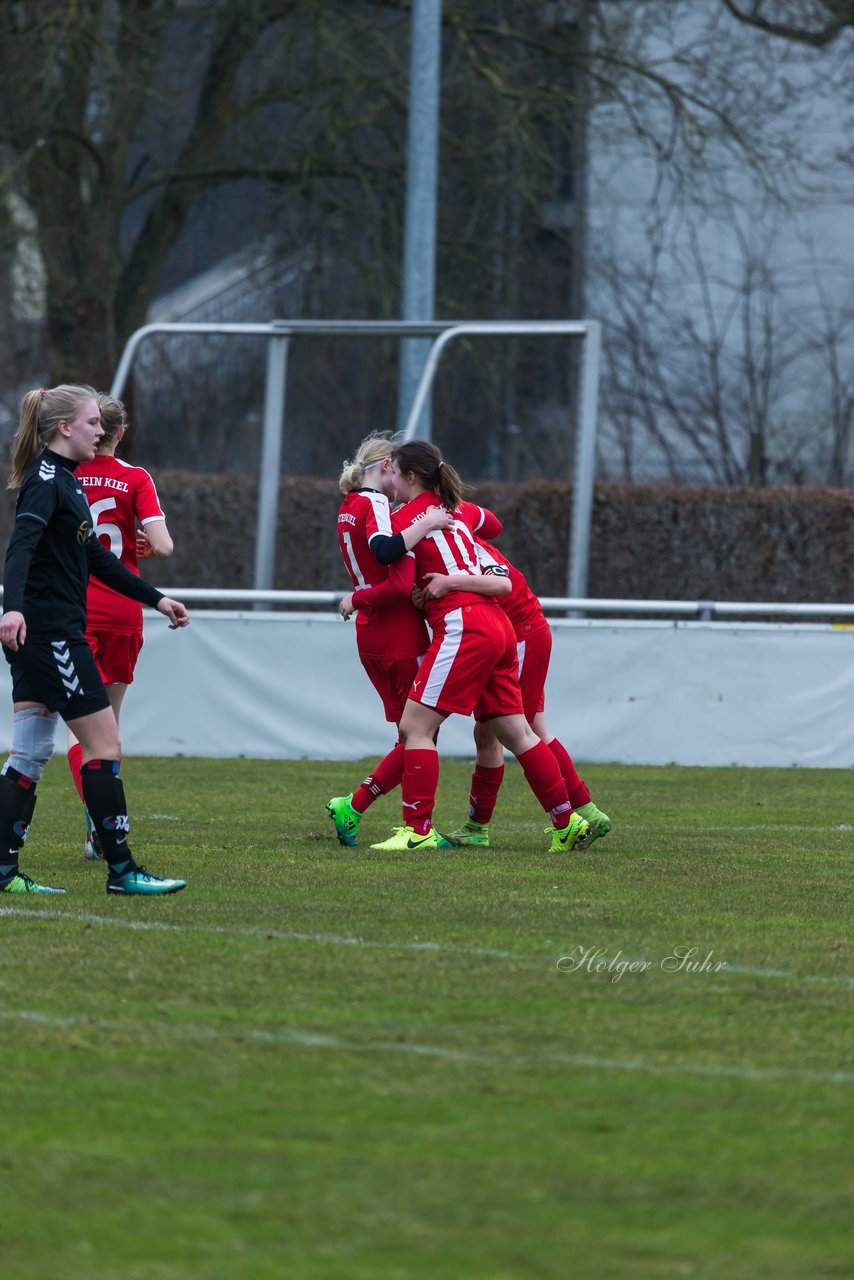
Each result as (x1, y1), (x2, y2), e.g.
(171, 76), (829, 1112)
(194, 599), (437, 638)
(85, 628), (144, 686)
(411, 603), (524, 720)
(361, 654), (423, 723)
(515, 619), (552, 722)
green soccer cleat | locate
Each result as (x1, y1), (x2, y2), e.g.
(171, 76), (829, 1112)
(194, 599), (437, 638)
(0, 872), (66, 895)
(326, 794), (361, 847)
(441, 819), (490, 848)
(84, 812), (103, 861)
(370, 826), (440, 852)
(546, 813), (590, 854)
(575, 802), (611, 847)
(107, 866), (187, 896)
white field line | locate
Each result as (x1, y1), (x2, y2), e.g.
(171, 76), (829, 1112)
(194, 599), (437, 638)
(0, 1005), (850, 1085)
(692, 824), (853, 833)
(2, 905), (853, 988)
(0, 905), (521, 959)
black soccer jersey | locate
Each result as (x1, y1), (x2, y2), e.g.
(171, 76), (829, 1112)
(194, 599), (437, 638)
(3, 448), (164, 641)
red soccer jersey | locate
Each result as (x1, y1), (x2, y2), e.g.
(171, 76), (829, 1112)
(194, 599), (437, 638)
(76, 455), (166, 631)
(392, 491), (499, 628)
(474, 539), (546, 634)
(337, 489), (428, 659)
(456, 500), (502, 541)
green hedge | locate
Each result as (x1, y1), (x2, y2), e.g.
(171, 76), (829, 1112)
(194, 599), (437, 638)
(1, 475), (851, 602)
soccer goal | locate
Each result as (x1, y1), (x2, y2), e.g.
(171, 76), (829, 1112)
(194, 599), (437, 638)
(110, 318), (602, 598)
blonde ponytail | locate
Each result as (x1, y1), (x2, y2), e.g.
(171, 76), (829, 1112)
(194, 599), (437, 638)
(8, 383), (98, 489)
(338, 430), (399, 494)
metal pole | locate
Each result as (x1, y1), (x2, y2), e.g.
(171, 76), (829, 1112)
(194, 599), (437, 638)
(397, 0), (443, 440)
(567, 320), (601, 600)
(253, 333), (290, 592)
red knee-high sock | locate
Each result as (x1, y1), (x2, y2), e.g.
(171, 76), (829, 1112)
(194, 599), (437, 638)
(352, 742), (405, 813)
(468, 764), (504, 824)
(518, 742), (572, 828)
(547, 737), (591, 808)
(401, 748), (439, 835)
(67, 743), (85, 805)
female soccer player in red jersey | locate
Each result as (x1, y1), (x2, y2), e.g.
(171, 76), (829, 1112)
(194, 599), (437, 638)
(325, 432), (455, 846)
(433, 537), (612, 849)
(66, 394), (176, 858)
(368, 440), (590, 855)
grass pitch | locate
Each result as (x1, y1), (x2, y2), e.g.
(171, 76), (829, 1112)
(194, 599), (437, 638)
(1, 757), (851, 1280)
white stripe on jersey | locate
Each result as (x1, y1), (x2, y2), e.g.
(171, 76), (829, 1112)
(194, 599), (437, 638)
(421, 608), (463, 707)
(475, 543), (500, 573)
(517, 639), (526, 679)
(360, 490), (393, 538)
(343, 531), (368, 588)
(428, 520), (479, 574)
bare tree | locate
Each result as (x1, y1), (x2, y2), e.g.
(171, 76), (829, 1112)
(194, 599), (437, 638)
(1, 0), (850, 486)
(793, 234), (854, 484)
(593, 196), (854, 485)
(0, 1), (409, 389)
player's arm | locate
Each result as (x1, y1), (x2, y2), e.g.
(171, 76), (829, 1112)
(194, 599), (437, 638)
(89, 538), (189, 627)
(422, 565), (512, 601)
(458, 500), (503, 540)
(351, 555), (416, 613)
(370, 505), (454, 564)
(476, 507), (503, 539)
(1, 507), (52, 650)
(137, 518), (174, 559)
(135, 471), (174, 559)
(3, 516), (43, 613)
(88, 535), (167, 607)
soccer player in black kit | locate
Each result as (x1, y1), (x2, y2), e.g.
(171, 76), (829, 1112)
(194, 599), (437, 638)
(0, 383), (189, 896)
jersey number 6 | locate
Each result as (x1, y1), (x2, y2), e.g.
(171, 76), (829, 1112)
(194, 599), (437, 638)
(89, 496), (122, 557)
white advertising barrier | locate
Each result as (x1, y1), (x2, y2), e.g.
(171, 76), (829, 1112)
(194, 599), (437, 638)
(0, 613), (851, 767)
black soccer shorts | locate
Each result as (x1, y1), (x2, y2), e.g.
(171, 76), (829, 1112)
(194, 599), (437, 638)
(5, 636), (111, 720)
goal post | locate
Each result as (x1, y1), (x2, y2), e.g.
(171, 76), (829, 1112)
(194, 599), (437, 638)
(110, 318), (601, 599)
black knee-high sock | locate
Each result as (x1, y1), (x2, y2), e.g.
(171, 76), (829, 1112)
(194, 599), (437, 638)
(0, 767), (37, 883)
(80, 760), (136, 875)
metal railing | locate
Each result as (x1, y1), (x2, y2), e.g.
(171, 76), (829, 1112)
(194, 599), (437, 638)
(128, 588), (854, 622)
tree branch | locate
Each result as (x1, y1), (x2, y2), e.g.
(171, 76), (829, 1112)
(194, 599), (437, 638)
(721, 0), (853, 47)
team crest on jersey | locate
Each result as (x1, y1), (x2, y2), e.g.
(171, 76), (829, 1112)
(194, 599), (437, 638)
(38, 460), (55, 482)
(76, 521), (90, 545)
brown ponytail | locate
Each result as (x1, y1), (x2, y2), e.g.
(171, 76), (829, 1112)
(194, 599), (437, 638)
(97, 393), (128, 447)
(391, 440), (468, 510)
